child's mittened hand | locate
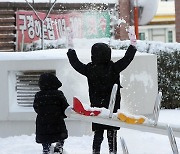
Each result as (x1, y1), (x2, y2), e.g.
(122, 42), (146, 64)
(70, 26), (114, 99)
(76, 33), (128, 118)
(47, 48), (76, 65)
(128, 26), (137, 46)
(68, 48), (75, 53)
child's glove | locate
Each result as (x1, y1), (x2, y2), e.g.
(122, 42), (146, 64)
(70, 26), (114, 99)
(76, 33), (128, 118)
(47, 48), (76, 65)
(65, 106), (74, 117)
(128, 26), (137, 47)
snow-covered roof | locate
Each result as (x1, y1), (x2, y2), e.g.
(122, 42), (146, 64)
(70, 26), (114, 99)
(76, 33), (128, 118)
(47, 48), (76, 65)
(0, 0), (117, 4)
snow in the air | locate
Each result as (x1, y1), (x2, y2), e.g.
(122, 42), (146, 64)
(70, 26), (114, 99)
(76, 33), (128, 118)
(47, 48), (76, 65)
(0, 37), (179, 154)
(0, 36), (179, 154)
(0, 27), (179, 154)
(0, 1), (179, 154)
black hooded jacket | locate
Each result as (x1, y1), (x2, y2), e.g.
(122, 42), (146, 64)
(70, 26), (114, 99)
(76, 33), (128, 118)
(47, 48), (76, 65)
(33, 73), (69, 143)
(67, 43), (137, 130)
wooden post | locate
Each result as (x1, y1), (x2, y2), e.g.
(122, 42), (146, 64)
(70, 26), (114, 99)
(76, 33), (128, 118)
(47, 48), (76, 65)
(115, 0), (131, 40)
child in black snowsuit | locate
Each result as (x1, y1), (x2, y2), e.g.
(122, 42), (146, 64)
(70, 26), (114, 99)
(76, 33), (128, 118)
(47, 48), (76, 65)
(67, 28), (137, 154)
(33, 73), (70, 154)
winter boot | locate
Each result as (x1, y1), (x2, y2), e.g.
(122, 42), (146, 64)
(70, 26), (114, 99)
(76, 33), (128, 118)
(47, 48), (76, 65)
(42, 143), (51, 154)
(107, 130), (117, 154)
(92, 130), (104, 154)
(42, 150), (50, 154)
(92, 149), (100, 154)
(54, 140), (64, 154)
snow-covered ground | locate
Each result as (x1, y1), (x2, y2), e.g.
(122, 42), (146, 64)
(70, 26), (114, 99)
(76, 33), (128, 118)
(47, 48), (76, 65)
(0, 109), (180, 154)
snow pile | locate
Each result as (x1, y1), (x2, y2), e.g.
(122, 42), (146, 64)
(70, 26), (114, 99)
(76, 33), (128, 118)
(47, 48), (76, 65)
(25, 37), (180, 54)
(109, 39), (180, 54)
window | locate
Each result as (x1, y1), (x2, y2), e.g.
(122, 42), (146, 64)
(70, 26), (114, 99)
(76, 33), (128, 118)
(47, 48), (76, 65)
(167, 31), (173, 42)
(139, 32), (146, 40)
(16, 70), (55, 107)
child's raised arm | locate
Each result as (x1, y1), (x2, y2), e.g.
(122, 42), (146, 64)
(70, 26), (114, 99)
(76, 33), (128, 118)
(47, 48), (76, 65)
(113, 27), (137, 73)
(67, 49), (87, 76)
(113, 45), (137, 73)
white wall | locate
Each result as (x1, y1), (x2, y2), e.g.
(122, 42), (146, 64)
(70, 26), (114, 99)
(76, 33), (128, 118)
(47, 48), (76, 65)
(120, 52), (158, 116)
(0, 49), (158, 137)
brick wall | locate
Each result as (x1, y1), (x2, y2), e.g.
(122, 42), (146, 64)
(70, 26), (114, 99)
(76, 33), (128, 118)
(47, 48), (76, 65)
(0, 9), (16, 52)
(175, 0), (180, 42)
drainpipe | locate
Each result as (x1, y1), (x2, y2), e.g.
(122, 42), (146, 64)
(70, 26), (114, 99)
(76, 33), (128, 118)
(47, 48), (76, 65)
(134, 0), (139, 39)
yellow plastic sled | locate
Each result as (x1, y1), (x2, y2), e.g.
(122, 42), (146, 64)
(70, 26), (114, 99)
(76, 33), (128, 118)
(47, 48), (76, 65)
(118, 113), (145, 124)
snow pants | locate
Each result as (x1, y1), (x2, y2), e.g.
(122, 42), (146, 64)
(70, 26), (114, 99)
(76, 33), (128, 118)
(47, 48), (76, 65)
(92, 130), (117, 154)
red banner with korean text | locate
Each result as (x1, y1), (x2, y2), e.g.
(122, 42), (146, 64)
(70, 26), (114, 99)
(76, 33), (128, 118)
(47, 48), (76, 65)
(16, 10), (110, 51)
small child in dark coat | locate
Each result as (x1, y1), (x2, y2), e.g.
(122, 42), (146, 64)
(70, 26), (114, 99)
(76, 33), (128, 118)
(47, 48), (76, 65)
(33, 73), (70, 154)
(67, 27), (137, 154)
